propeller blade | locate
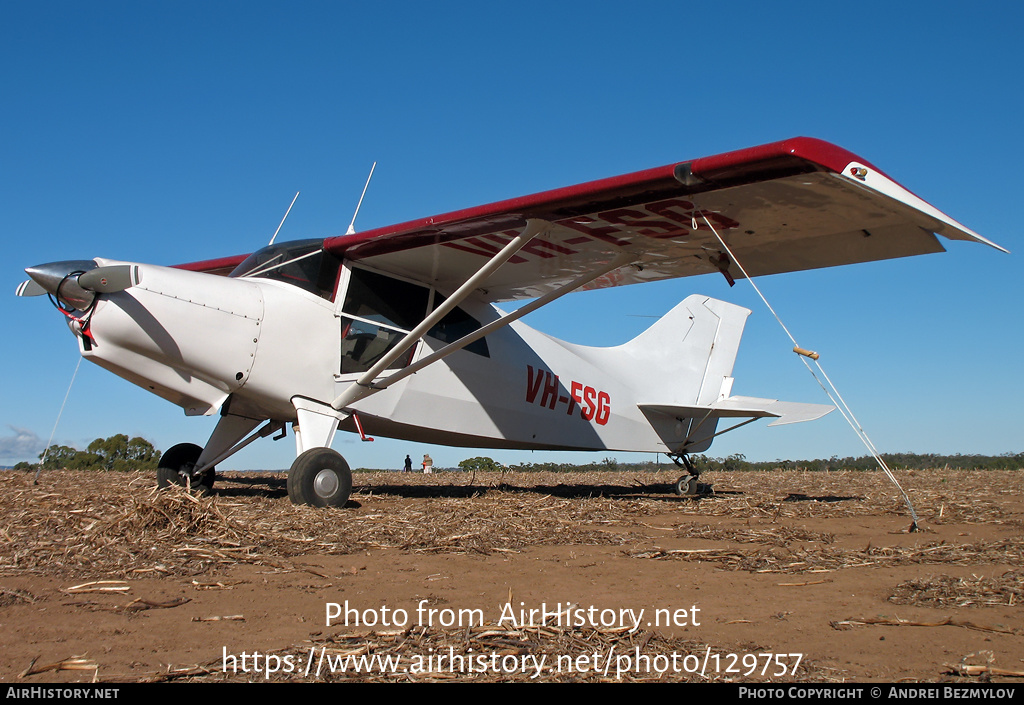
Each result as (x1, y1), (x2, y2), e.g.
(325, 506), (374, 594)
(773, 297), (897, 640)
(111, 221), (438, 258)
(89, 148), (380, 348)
(78, 265), (141, 293)
(16, 279), (47, 297)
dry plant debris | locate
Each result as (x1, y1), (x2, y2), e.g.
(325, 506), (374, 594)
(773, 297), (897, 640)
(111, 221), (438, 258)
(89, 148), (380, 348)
(673, 523), (835, 546)
(19, 655), (98, 679)
(890, 570), (1023, 608)
(628, 537), (1024, 574)
(947, 650), (1024, 679)
(0, 470), (652, 579)
(0, 586), (36, 606)
(830, 616), (1019, 636)
(2, 467), (1021, 684)
(2, 469), (1022, 580)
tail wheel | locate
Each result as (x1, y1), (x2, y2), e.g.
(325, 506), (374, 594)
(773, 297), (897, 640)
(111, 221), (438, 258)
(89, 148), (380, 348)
(674, 475), (698, 496)
(287, 447), (352, 507)
(157, 442), (215, 494)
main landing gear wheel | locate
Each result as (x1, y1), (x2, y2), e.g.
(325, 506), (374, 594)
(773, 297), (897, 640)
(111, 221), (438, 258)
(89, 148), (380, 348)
(157, 442), (215, 494)
(287, 447), (353, 507)
(674, 475), (698, 496)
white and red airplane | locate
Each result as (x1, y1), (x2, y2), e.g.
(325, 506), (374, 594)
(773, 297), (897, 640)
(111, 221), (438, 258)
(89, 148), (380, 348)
(17, 137), (1004, 505)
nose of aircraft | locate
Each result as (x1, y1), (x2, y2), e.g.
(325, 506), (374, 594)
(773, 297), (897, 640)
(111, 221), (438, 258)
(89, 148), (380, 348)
(20, 260), (143, 310)
(24, 260), (97, 292)
(22, 260), (99, 310)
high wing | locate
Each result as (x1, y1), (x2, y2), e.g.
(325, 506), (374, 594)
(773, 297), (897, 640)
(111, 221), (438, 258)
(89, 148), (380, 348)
(179, 137), (1004, 298)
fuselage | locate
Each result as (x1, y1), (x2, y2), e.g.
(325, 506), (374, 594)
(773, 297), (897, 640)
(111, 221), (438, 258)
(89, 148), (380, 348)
(70, 250), (675, 454)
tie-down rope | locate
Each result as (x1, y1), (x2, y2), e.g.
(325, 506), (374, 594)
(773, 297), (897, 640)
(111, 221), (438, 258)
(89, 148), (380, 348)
(699, 214), (920, 531)
(36, 355), (83, 484)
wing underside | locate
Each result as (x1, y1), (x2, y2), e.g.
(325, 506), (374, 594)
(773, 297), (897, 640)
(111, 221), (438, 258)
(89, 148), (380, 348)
(178, 137), (1004, 298)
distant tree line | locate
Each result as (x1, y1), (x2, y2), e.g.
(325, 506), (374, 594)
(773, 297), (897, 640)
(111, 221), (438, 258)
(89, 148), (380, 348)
(495, 452), (1024, 473)
(13, 434), (161, 472)
(694, 452), (1024, 472)
(14, 442), (1021, 473)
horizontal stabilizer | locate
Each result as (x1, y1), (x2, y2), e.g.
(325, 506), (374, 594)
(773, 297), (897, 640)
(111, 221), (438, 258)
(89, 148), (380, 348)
(641, 397), (833, 427)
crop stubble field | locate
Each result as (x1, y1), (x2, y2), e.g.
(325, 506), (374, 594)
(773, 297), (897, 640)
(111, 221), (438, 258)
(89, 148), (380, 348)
(0, 467), (1021, 682)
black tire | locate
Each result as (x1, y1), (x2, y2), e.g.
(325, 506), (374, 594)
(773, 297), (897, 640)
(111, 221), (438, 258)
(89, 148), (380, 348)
(287, 447), (352, 507)
(674, 475), (697, 497)
(157, 442), (215, 494)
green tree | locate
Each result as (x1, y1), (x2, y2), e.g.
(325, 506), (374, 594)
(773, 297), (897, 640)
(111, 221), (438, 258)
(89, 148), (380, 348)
(38, 444), (81, 470)
(458, 456), (505, 473)
(86, 435), (160, 470)
(34, 435), (161, 471)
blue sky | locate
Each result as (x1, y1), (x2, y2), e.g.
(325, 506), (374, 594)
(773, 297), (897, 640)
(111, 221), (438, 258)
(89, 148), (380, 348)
(3, 1), (1021, 471)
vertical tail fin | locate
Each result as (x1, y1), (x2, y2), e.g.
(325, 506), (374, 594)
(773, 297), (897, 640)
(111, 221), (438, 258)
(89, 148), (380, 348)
(602, 295), (830, 453)
(612, 294), (750, 407)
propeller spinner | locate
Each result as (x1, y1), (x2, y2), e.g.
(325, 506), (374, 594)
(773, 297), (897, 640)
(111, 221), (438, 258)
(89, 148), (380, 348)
(18, 260), (141, 310)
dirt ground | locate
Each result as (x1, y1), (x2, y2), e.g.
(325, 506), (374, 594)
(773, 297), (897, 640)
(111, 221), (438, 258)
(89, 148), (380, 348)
(0, 467), (1021, 683)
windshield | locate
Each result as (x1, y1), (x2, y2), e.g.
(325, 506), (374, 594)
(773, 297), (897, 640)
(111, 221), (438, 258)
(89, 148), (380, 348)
(229, 239), (341, 299)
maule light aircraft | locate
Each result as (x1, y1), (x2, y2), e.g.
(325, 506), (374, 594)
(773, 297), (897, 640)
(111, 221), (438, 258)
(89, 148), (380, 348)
(18, 138), (1004, 506)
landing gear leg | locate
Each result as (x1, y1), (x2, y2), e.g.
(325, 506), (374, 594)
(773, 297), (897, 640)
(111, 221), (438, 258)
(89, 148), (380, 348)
(670, 453), (700, 497)
(287, 399), (351, 507)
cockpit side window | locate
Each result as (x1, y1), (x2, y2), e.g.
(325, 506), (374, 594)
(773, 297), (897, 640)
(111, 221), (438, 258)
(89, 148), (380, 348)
(337, 266), (490, 376)
(342, 267), (430, 331)
(339, 317), (413, 374)
(338, 267), (429, 375)
(229, 239), (342, 300)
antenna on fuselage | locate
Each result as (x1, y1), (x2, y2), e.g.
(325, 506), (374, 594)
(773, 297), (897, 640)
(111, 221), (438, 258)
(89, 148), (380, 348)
(345, 161), (377, 235)
(269, 191), (300, 245)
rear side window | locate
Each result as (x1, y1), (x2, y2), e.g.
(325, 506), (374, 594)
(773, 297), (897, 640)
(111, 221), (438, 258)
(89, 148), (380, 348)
(428, 293), (489, 357)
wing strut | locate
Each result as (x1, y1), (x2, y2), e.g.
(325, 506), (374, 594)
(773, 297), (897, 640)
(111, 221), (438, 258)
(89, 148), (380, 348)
(369, 251), (636, 394)
(331, 226), (636, 412)
(331, 218), (552, 411)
